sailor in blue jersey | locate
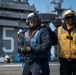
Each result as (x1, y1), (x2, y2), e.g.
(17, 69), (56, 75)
(18, 12), (52, 75)
(16, 29), (26, 69)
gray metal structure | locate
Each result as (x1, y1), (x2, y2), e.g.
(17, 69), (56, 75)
(50, 0), (70, 27)
(0, 0), (36, 61)
(38, 13), (57, 26)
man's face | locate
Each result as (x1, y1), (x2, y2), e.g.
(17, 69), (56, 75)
(65, 15), (75, 25)
(28, 17), (38, 27)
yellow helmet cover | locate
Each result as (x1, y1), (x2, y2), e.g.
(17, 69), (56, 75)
(64, 10), (75, 17)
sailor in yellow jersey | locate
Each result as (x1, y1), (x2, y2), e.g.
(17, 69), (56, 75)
(55, 10), (76, 75)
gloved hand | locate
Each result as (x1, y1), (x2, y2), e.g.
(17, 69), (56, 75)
(24, 44), (32, 51)
(18, 45), (25, 54)
(18, 44), (32, 54)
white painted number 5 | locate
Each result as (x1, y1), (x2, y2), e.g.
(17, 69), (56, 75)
(3, 27), (14, 53)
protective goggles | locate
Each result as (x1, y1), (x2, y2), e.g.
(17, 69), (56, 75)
(28, 17), (38, 22)
(65, 15), (75, 20)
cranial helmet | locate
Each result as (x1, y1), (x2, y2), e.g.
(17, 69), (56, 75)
(64, 10), (75, 17)
(27, 12), (38, 19)
(26, 12), (40, 25)
(17, 29), (22, 35)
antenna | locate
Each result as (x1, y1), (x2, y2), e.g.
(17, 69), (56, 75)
(50, 0), (64, 17)
(51, 0), (72, 17)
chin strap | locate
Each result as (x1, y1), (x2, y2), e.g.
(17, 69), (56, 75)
(27, 26), (40, 40)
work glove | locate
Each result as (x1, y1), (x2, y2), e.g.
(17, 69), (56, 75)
(18, 44), (32, 54)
